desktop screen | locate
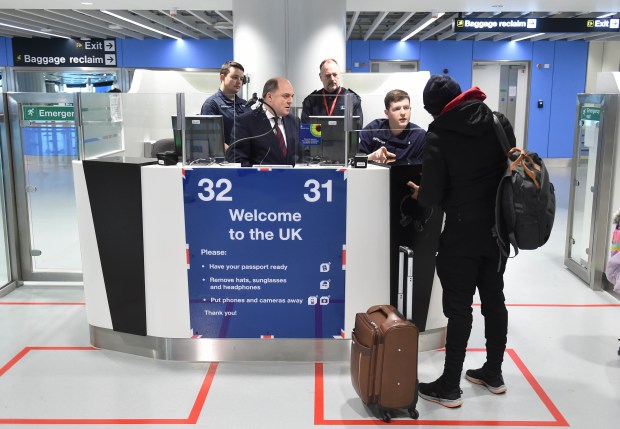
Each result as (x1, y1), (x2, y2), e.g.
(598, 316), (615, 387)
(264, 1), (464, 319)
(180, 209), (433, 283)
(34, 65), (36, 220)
(171, 115), (225, 163)
(307, 116), (361, 165)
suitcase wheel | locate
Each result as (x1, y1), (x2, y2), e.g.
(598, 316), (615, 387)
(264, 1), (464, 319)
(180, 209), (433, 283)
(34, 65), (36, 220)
(381, 410), (392, 423)
(408, 407), (419, 419)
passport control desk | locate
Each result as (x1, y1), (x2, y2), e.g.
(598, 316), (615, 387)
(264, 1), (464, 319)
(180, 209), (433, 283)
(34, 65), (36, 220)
(73, 156), (446, 362)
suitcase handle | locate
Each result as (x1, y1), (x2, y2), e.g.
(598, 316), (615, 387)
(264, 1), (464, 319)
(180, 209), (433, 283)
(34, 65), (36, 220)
(367, 304), (401, 323)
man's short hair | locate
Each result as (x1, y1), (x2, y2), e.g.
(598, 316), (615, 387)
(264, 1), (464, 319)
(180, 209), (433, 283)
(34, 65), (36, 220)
(220, 61), (245, 76)
(319, 58), (339, 73)
(384, 89), (410, 109)
(262, 78), (280, 98)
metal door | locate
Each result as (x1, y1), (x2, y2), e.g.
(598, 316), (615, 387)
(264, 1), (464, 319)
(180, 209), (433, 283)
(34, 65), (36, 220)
(6, 92), (82, 282)
(565, 93), (618, 290)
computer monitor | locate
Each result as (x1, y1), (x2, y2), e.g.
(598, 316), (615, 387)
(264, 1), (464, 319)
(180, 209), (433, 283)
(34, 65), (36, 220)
(171, 115), (225, 164)
(306, 116), (361, 165)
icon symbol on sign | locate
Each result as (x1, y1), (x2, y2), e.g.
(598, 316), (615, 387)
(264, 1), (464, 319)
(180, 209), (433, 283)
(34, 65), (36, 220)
(320, 280), (330, 289)
(320, 263), (330, 272)
(320, 296), (330, 305)
(308, 296), (318, 305)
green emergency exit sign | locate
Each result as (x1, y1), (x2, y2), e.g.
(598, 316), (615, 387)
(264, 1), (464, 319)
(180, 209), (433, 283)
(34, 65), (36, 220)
(581, 106), (601, 121)
(22, 105), (75, 121)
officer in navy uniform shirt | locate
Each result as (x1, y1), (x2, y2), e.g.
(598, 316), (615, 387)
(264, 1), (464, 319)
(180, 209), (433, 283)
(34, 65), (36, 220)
(200, 61), (252, 148)
(301, 58), (363, 124)
(359, 89), (426, 164)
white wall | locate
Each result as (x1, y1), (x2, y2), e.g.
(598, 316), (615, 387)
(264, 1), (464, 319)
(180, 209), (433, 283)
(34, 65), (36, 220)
(233, 0), (346, 102)
(587, 42), (620, 93)
(472, 63), (501, 111)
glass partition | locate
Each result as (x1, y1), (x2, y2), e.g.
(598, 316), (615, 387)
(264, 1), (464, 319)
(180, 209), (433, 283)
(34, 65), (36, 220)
(0, 97), (12, 286)
(297, 93), (360, 166)
(79, 92), (179, 159)
(78, 92), (123, 159)
(565, 93), (619, 290)
(7, 93), (81, 278)
(172, 91), (224, 165)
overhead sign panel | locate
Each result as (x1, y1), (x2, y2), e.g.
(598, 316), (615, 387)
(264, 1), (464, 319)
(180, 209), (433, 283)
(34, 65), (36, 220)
(12, 38), (117, 68)
(454, 18), (620, 33)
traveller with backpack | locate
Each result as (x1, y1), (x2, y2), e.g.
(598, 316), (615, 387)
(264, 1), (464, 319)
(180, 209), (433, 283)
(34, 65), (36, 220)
(407, 75), (516, 408)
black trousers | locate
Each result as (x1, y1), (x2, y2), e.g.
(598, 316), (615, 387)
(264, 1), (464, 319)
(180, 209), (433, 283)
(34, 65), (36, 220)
(435, 219), (508, 389)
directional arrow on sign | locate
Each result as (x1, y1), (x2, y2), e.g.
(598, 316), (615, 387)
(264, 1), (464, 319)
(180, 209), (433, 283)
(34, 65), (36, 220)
(105, 54), (116, 65)
(104, 40), (116, 52)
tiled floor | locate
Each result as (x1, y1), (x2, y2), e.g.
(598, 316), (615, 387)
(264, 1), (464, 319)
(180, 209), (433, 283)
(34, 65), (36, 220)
(0, 165), (619, 428)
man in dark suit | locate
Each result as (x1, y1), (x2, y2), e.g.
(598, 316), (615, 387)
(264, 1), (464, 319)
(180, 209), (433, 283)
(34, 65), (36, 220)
(227, 77), (301, 167)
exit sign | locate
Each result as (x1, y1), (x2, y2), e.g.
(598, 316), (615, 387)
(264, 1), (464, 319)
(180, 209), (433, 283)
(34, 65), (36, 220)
(581, 106), (601, 121)
(22, 105), (75, 122)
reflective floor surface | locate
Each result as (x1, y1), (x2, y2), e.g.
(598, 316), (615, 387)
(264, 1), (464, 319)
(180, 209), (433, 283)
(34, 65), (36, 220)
(0, 165), (619, 428)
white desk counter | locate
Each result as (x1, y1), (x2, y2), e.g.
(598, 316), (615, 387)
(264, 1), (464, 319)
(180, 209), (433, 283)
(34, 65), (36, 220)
(73, 159), (445, 361)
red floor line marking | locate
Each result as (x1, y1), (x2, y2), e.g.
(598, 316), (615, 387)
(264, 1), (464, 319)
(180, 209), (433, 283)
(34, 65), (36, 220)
(314, 363), (325, 424)
(0, 348), (29, 377)
(506, 349), (569, 427)
(0, 302), (85, 305)
(0, 347), (217, 425)
(187, 362), (218, 424)
(315, 349), (569, 426)
(473, 303), (620, 307)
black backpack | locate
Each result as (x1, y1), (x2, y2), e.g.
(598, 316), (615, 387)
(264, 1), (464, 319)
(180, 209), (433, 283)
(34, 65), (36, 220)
(492, 113), (556, 257)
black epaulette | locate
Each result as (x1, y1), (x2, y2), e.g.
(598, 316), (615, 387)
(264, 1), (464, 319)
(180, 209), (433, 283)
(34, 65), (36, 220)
(343, 87), (362, 99)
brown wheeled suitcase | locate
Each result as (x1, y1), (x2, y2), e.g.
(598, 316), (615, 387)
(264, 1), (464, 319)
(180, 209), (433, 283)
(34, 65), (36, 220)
(350, 304), (419, 422)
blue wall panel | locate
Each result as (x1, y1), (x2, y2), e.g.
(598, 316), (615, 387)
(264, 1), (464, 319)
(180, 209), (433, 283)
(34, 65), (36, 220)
(369, 40), (419, 60)
(419, 41), (473, 89)
(527, 42), (556, 156)
(119, 39), (233, 69)
(348, 40), (370, 72)
(547, 41), (588, 158)
(0, 37), (9, 66)
(473, 41), (533, 61)
(114, 38), (124, 68)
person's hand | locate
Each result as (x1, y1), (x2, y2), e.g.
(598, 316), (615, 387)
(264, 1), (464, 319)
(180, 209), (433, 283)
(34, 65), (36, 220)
(406, 180), (420, 200)
(368, 146), (396, 163)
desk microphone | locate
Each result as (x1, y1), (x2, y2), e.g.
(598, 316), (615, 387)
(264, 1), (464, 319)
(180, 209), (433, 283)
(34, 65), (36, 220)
(245, 92), (258, 108)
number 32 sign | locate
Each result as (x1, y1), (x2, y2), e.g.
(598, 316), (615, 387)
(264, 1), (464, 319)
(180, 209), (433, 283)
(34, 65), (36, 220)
(182, 168), (347, 339)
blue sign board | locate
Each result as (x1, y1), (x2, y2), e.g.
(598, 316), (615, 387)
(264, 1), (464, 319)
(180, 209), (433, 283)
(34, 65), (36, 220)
(300, 123), (321, 146)
(183, 168), (347, 339)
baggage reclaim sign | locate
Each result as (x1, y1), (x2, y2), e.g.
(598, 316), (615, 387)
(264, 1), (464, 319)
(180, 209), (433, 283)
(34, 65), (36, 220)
(454, 18), (620, 33)
(12, 38), (117, 67)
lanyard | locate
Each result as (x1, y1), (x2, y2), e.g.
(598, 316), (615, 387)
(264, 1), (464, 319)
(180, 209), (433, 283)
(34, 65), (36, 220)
(322, 87), (342, 116)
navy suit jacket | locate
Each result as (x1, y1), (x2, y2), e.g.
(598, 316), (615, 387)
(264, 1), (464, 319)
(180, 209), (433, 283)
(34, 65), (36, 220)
(227, 109), (301, 167)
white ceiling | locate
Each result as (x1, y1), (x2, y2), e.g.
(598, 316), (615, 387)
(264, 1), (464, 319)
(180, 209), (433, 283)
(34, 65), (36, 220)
(0, 1), (619, 41)
(2, 1), (619, 11)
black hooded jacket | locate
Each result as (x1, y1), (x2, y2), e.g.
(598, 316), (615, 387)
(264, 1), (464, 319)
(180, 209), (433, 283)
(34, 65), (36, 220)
(418, 93), (516, 222)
